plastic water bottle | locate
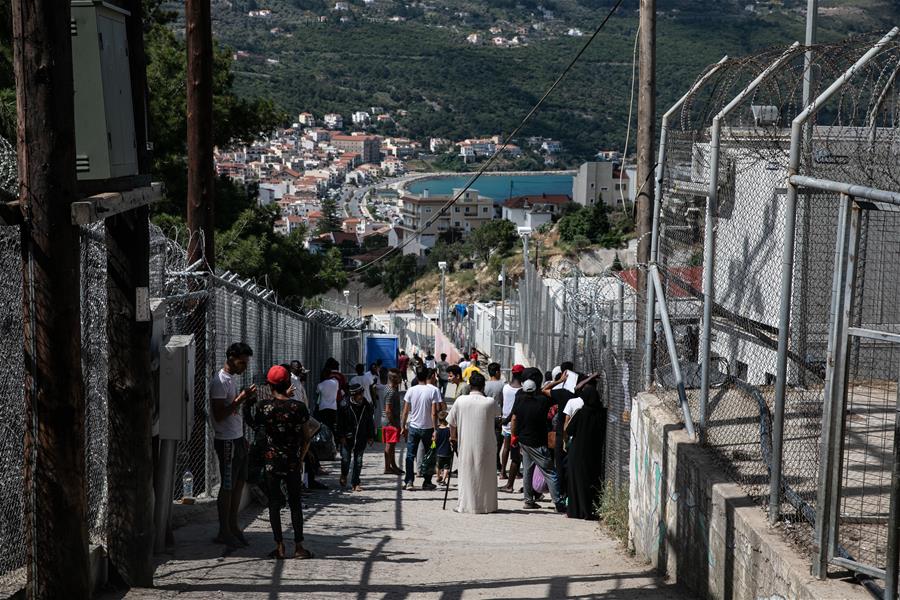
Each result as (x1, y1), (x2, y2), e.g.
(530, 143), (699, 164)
(182, 470), (194, 499)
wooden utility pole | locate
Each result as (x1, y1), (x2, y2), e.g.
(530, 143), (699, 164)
(186, 0), (215, 267)
(12, 0), (91, 597)
(104, 0), (154, 585)
(186, 0), (215, 494)
(635, 0), (656, 383)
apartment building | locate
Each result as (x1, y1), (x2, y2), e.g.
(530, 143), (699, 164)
(394, 188), (494, 256)
(331, 134), (382, 163)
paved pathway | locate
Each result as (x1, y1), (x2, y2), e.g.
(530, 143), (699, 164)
(109, 448), (692, 600)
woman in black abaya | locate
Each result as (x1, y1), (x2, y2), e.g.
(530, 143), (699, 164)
(565, 379), (607, 519)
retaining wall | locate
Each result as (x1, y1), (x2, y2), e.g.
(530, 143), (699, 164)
(628, 392), (868, 600)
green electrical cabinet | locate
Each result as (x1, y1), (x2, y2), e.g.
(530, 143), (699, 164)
(71, 0), (139, 185)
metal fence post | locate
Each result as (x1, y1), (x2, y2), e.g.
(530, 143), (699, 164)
(644, 55), (729, 390)
(700, 44), (798, 435)
(650, 265), (696, 439)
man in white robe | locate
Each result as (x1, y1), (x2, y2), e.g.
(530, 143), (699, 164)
(447, 372), (499, 514)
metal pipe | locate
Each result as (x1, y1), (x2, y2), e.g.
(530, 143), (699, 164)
(771, 26), (899, 525)
(700, 42), (800, 435)
(813, 193), (853, 577)
(616, 278), (625, 351)
(826, 204), (861, 573)
(644, 55), (730, 389)
(650, 265), (696, 439)
(153, 439), (177, 553)
(886, 367), (900, 600)
(790, 174), (900, 205)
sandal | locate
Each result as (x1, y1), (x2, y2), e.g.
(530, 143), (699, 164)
(293, 545), (314, 559)
(268, 542), (286, 560)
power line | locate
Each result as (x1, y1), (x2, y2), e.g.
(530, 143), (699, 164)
(353, 0), (626, 274)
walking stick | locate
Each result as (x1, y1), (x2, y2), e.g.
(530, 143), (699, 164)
(442, 450), (455, 510)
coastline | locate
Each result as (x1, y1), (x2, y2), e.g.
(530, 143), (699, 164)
(392, 169), (577, 196)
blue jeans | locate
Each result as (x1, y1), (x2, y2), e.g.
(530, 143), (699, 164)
(405, 427), (434, 485)
(520, 443), (562, 506)
(340, 440), (365, 487)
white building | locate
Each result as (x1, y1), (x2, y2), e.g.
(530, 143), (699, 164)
(430, 138), (451, 153)
(572, 161), (616, 207)
(324, 113), (344, 129)
(541, 139), (562, 154)
(501, 194), (570, 228)
(297, 112), (316, 126)
(352, 111), (371, 126)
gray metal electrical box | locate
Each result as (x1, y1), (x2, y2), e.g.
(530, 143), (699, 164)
(70, 0), (138, 183)
(159, 335), (196, 441)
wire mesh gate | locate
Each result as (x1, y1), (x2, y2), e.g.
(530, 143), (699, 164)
(803, 179), (900, 598)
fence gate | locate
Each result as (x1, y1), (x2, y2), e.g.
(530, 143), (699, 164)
(815, 187), (900, 600)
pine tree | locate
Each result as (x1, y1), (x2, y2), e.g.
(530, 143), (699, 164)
(317, 195), (342, 234)
(611, 252), (624, 271)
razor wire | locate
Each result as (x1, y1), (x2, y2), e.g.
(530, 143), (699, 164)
(647, 33), (900, 571)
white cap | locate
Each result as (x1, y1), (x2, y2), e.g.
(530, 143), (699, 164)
(522, 380), (537, 393)
(551, 366), (562, 379)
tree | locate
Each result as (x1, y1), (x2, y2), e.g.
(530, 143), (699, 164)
(465, 219), (517, 264)
(144, 13), (284, 221)
(611, 252), (624, 271)
(216, 205), (346, 303)
(317, 195), (342, 235)
(381, 254), (418, 298)
(557, 203), (614, 245)
(426, 239), (462, 272)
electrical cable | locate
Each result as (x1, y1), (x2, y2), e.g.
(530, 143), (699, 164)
(619, 23), (640, 215)
(353, 0), (626, 274)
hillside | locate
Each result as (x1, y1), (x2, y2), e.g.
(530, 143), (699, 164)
(179, 0), (900, 160)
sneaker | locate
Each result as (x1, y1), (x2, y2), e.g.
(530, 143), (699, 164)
(308, 480), (329, 490)
(555, 503), (567, 514)
(421, 482), (438, 491)
(404, 482), (416, 491)
(523, 501), (541, 510)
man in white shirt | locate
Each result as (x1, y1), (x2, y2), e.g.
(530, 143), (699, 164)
(350, 363), (376, 406)
(400, 368), (442, 490)
(499, 364), (524, 492)
(316, 372), (341, 438)
(290, 360), (309, 406)
(211, 342), (256, 548)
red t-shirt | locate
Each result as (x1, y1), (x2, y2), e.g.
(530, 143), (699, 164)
(398, 355), (410, 372)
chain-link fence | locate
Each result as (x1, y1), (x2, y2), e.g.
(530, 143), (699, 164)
(0, 225), (24, 596)
(645, 32), (900, 590)
(389, 312), (436, 358)
(514, 256), (638, 488)
(0, 221), (112, 595)
(148, 224), (373, 500)
(0, 217), (375, 592)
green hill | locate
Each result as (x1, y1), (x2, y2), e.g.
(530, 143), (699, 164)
(197, 0), (897, 160)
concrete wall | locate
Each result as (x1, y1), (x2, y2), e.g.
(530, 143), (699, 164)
(628, 392), (868, 600)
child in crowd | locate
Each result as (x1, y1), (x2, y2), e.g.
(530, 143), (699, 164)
(435, 410), (453, 484)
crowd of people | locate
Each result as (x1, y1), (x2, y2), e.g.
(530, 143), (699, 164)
(208, 342), (608, 560)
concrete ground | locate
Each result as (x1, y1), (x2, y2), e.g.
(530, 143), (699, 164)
(106, 448), (693, 600)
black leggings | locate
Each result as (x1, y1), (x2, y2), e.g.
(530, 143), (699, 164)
(266, 470), (303, 543)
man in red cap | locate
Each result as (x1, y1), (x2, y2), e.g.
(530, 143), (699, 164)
(253, 364), (314, 559)
(499, 364), (524, 492)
